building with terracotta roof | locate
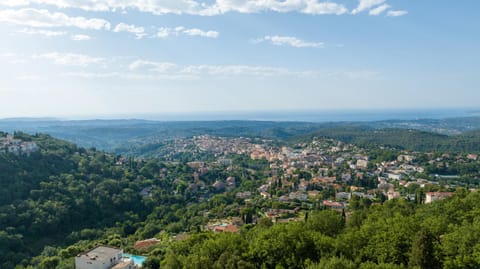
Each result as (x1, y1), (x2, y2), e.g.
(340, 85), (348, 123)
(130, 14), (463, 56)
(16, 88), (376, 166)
(425, 192), (454, 204)
(134, 238), (161, 250)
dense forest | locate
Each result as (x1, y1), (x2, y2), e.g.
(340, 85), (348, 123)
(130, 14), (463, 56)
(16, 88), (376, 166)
(146, 191), (480, 269)
(300, 127), (480, 152)
(0, 132), (180, 268)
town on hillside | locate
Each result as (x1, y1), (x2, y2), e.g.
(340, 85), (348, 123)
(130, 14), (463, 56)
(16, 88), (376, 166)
(121, 134), (475, 246)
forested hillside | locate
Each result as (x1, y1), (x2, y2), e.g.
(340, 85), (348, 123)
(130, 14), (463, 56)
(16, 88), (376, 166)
(0, 133), (178, 268)
(5, 132), (480, 269)
(145, 190), (480, 269)
(0, 133), (271, 269)
(299, 127), (480, 152)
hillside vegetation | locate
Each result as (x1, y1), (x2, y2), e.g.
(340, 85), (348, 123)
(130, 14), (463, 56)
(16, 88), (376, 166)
(298, 127), (480, 152)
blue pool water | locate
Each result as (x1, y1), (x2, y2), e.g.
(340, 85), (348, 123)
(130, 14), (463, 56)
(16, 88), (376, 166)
(123, 254), (147, 267)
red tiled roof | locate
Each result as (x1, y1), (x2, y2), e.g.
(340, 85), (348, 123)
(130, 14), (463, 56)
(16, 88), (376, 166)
(134, 239), (161, 250)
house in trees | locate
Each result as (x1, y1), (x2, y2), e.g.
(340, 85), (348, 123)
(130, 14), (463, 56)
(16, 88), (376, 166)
(425, 192), (454, 204)
(75, 246), (135, 269)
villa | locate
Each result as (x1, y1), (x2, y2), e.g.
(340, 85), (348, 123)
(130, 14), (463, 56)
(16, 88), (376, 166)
(75, 246), (136, 269)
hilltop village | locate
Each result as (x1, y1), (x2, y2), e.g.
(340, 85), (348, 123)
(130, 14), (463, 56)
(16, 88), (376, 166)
(0, 133), (39, 155)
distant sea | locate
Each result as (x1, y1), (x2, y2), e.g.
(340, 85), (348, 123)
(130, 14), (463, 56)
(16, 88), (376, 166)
(124, 109), (480, 123)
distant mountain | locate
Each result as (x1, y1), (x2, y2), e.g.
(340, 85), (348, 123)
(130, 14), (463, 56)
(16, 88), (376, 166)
(1, 116), (480, 154)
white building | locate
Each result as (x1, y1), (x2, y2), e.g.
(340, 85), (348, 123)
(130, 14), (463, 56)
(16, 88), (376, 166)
(289, 191), (307, 201)
(112, 258), (135, 269)
(336, 192), (351, 200)
(425, 192), (454, 204)
(387, 191), (401, 200)
(75, 246), (123, 269)
(356, 159), (369, 169)
(218, 158), (233, 166)
(388, 173), (404, 180)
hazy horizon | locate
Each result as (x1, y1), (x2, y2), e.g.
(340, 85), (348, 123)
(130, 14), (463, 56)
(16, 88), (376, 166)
(1, 108), (478, 122)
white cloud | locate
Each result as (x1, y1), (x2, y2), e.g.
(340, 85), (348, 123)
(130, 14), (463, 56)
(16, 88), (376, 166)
(71, 34), (91, 41)
(128, 60), (177, 72)
(256, 35), (324, 48)
(1, 0), (349, 16)
(0, 8), (111, 30)
(302, 2), (348, 15)
(369, 4), (390, 16)
(156, 28), (170, 38)
(352, 0), (385, 14)
(387, 10), (408, 17)
(180, 64), (290, 77)
(123, 59), (380, 80)
(16, 74), (43, 80)
(183, 28), (219, 38)
(113, 23), (146, 39)
(0, 53), (16, 57)
(201, 0), (349, 15)
(17, 28), (67, 37)
(1, 0), (407, 17)
(33, 52), (104, 66)
(156, 26), (219, 39)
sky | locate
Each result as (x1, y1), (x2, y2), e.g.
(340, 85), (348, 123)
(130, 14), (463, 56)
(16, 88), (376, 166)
(0, 0), (479, 118)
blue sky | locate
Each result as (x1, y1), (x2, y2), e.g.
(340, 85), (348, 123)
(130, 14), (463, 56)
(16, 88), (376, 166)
(0, 0), (479, 118)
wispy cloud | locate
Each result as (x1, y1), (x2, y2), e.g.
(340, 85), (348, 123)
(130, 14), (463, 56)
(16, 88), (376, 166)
(182, 28), (219, 38)
(156, 26), (219, 39)
(352, 0), (385, 14)
(0, 8), (111, 30)
(71, 34), (91, 41)
(113, 23), (146, 39)
(387, 10), (408, 17)
(0, 1), (407, 18)
(128, 60), (177, 72)
(351, 0), (407, 17)
(33, 52), (104, 66)
(71, 58), (381, 81)
(369, 4), (390, 16)
(17, 28), (66, 37)
(255, 35), (324, 48)
(302, 2), (348, 15)
(1, 1), (349, 16)
(15, 74), (43, 80)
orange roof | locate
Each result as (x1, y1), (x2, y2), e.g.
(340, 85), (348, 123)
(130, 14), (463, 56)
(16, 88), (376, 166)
(426, 192), (453, 197)
(134, 239), (161, 250)
(214, 224), (239, 233)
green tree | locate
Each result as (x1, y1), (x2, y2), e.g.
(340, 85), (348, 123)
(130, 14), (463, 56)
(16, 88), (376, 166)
(409, 229), (439, 269)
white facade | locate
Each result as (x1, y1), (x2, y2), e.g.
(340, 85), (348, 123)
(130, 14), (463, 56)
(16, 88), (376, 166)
(356, 159), (369, 169)
(425, 192), (453, 204)
(75, 246), (123, 269)
(112, 259), (135, 269)
(387, 191), (401, 200)
(388, 173), (404, 180)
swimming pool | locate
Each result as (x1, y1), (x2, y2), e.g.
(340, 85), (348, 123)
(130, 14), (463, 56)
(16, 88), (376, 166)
(123, 254), (147, 267)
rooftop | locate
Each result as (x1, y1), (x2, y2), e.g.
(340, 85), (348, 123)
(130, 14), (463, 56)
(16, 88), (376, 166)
(77, 246), (122, 262)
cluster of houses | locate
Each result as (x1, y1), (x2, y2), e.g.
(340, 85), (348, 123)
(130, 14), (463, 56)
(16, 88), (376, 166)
(133, 135), (474, 239)
(0, 133), (39, 156)
(205, 217), (242, 233)
(164, 136), (468, 212)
